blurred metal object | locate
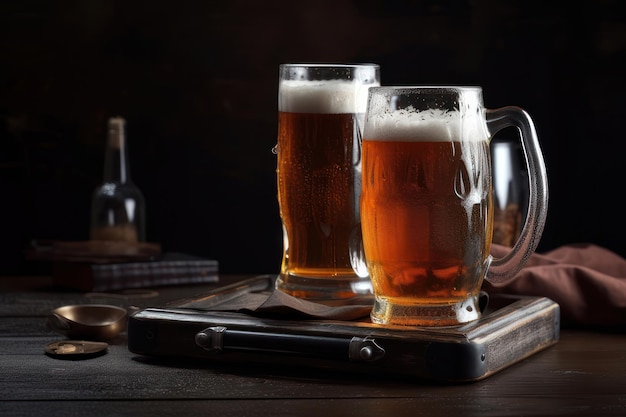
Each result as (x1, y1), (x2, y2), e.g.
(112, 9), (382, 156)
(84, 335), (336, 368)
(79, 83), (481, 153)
(491, 139), (529, 247)
(45, 340), (109, 359)
(48, 304), (127, 341)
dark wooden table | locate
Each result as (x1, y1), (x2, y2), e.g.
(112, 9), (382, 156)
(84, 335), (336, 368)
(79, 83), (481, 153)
(1, 275), (625, 417)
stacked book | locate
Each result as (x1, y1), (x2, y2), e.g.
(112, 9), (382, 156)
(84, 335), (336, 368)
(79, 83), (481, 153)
(52, 253), (219, 291)
(26, 240), (219, 291)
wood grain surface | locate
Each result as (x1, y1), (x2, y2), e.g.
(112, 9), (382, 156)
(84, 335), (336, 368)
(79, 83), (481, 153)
(1, 276), (625, 416)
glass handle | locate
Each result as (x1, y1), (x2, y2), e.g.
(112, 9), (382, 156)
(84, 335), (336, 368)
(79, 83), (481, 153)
(485, 106), (549, 283)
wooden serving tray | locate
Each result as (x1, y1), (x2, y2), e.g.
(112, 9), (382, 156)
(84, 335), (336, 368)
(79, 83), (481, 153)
(128, 278), (560, 383)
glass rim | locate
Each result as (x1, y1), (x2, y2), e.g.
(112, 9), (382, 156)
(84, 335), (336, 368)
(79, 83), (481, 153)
(280, 63), (380, 69)
(368, 85), (482, 93)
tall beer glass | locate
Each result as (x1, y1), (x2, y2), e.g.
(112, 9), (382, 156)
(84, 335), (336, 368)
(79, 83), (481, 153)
(361, 86), (548, 326)
(275, 64), (380, 300)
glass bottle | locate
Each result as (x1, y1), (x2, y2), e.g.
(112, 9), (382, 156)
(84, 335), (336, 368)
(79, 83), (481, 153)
(90, 116), (146, 243)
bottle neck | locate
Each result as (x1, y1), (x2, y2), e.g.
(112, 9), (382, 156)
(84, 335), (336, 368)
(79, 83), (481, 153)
(103, 117), (131, 184)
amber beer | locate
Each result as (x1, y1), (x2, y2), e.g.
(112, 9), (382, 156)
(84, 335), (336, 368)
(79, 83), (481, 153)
(275, 64), (379, 300)
(277, 111), (359, 278)
(362, 96), (494, 325)
(361, 138), (492, 323)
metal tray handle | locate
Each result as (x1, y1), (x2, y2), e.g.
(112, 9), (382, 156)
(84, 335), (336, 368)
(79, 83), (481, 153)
(195, 326), (385, 363)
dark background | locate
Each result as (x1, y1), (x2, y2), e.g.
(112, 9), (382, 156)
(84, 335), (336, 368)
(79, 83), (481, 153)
(1, 0), (625, 276)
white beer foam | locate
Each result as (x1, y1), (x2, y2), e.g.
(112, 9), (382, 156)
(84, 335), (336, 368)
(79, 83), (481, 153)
(279, 80), (373, 114)
(364, 109), (489, 142)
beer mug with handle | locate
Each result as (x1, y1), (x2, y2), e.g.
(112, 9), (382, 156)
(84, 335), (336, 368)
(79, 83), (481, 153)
(361, 86), (548, 326)
(275, 64), (380, 300)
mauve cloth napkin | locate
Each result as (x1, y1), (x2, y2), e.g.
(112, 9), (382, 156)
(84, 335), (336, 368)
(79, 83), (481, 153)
(484, 243), (626, 329)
